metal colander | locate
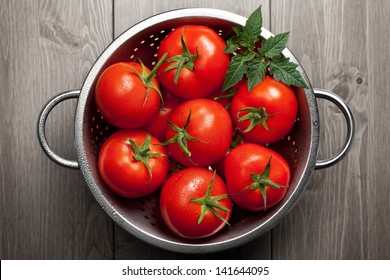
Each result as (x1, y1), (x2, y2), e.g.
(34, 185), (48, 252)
(38, 8), (355, 253)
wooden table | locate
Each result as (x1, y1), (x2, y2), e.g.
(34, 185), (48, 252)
(1, 0), (389, 260)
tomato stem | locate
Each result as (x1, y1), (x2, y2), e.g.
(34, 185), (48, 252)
(238, 106), (274, 133)
(213, 87), (238, 110)
(159, 110), (204, 162)
(126, 134), (166, 182)
(124, 52), (168, 105)
(189, 171), (230, 225)
(146, 52), (168, 83)
(247, 156), (287, 210)
(163, 27), (199, 84)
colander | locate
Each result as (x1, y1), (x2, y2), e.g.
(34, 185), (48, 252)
(38, 8), (355, 254)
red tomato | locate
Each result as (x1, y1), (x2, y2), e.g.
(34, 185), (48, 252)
(157, 25), (229, 99)
(160, 167), (232, 239)
(164, 99), (232, 167)
(143, 88), (183, 141)
(230, 76), (298, 144)
(98, 130), (168, 198)
(95, 62), (161, 129)
(211, 132), (246, 179)
(224, 143), (290, 211)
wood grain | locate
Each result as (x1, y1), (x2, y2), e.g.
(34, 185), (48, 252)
(0, 0), (114, 259)
(1, 0), (390, 260)
(113, 0), (271, 39)
(271, 0), (390, 259)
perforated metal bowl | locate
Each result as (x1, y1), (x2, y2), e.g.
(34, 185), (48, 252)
(38, 8), (355, 253)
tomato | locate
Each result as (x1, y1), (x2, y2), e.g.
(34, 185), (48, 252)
(157, 25), (229, 99)
(143, 88), (183, 141)
(211, 132), (245, 179)
(98, 130), (168, 198)
(224, 143), (290, 211)
(160, 167), (232, 239)
(164, 98), (232, 167)
(95, 61), (162, 129)
(230, 76), (298, 144)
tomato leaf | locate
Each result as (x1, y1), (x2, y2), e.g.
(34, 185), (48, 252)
(269, 57), (309, 88)
(223, 5), (308, 90)
(242, 6), (262, 49)
(223, 53), (247, 91)
(224, 26), (243, 53)
(247, 58), (267, 91)
(224, 42), (239, 54)
(224, 7), (262, 54)
(259, 32), (290, 58)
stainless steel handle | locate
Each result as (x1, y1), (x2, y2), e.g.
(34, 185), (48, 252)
(313, 89), (355, 169)
(38, 90), (80, 169)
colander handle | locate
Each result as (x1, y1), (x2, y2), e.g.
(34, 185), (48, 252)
(314, 89), (355, 169)
(38, 90), (80, 169)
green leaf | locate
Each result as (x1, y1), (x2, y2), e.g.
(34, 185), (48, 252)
(223, 54), (247, 91)
(224, 41), (239, 53)
(225, 26), (243, 53)
(245, 52), (256, 62)
(223, 5), (308, 90)
(247, 58), (267, 91)
(260, 32), (290, 58)
(232, 25), (243, 36)
(243, 6), (262, 48)
(269, 57), (309, 88)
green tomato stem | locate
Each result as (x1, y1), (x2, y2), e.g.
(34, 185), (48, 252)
(238, 106), (273, 133)
(159, 110), (203, 162)
(163, 27), (199, 84)
(247, 156), (287, 210)
(189, 171), (230, 225)
(126, 134), (166, 182)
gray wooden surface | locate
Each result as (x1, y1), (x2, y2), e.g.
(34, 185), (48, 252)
(1, 0), (389, 260)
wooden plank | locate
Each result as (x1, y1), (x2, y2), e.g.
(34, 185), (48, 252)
(113, 0), (272, 259)
(2, 0), (388, 261)
(114, 0), (271, 38)
(364, 0), (390, 259)
(0, 0), (114, 259)
(271, 0), (390, 259)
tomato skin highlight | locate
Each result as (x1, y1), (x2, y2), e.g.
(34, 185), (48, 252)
(157, 25), (230, 99)
(160, 167), (232, 239)
(224, 143), (291, 211)
(98, 130), (168, 198)
(95, 62), (161, 129)
(165, 99), (233, 167)
(231, 76), (298, 144)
